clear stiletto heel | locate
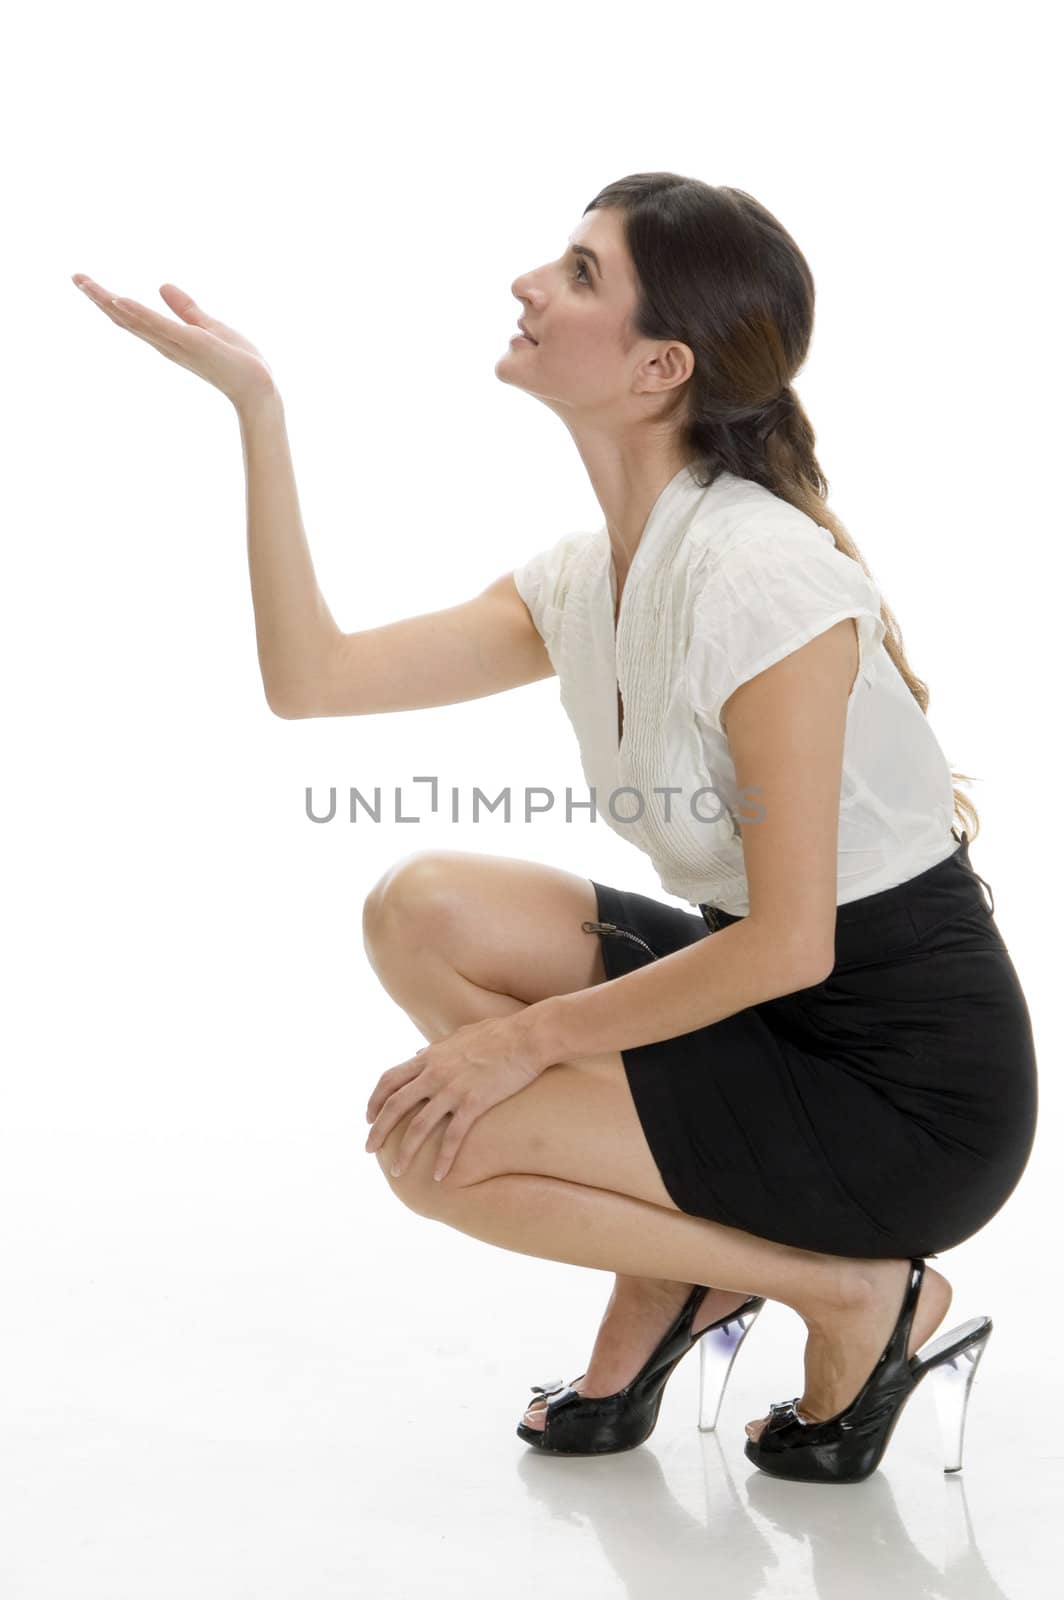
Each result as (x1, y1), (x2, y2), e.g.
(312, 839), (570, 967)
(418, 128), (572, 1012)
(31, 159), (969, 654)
(918, 1316), (993, 1473)
(745, 1260), (995, 1484)
(697, 1297), (766, 1432)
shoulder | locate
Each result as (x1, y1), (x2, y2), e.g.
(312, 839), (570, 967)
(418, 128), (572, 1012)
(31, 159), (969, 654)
(678, 477), (880, 614)
(512, 526), (603, 634)
(680, 481), (886, 725)
(681, 473), (836, 581)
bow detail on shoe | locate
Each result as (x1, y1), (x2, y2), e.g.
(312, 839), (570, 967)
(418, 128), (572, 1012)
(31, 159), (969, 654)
(528, 1377), (581, 1413)
(767, 1397), (809, 1430)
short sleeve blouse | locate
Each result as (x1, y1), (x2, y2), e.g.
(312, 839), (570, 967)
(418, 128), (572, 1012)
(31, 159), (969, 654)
(686, 530), (888, 728)
(510, 464), (957, 912)
(512, 528), (592, 672)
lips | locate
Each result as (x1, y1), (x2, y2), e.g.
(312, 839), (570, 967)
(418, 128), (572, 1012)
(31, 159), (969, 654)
(518, 321), (538, 344)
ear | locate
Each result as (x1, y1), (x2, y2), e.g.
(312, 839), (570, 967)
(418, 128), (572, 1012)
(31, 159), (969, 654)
(638, 339), (694, 395)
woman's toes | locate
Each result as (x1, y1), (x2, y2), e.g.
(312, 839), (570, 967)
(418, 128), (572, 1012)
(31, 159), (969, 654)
(523, 1376), (587, 1431)
(746, 1416), (768, 1442)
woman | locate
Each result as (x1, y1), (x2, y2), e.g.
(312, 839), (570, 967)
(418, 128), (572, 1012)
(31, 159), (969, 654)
(73, 172), (1038, 1484)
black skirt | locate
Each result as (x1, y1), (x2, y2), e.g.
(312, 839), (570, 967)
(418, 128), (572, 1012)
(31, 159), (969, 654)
(585, 830), (1038, 1260)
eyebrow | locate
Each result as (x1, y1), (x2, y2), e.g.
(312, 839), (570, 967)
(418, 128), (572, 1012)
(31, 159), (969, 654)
(568, 242), (603, 280)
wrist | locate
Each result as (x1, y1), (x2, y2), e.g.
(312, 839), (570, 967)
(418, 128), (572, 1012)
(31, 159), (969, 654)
(235, 378), (283, 427)
(523, 993), (574, 1072)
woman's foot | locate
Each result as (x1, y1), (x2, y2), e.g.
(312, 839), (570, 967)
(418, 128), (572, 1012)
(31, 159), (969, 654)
(522, 1276), (752, 1432)
(744, 1259), (953, 1444)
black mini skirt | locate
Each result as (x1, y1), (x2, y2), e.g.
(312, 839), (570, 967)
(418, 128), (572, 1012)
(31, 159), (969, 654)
(585, 830), (1038, 1260)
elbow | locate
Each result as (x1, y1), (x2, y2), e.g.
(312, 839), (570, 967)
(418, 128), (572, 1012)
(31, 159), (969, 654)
(799, 952), (835, 989)
(264, 655), (334, 720)
(788, 936), (835, 990)
(265, 685), (309, 719)
(748, 919), (834, 993)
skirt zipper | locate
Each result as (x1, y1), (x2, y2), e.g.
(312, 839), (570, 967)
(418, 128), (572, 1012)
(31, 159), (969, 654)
(951, 826), (996, 914)
(971, 870), (995, 915)
(582, 919), (660, 960)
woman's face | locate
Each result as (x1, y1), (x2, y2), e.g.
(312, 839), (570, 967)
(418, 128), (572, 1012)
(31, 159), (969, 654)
(496, 207), (690, 420)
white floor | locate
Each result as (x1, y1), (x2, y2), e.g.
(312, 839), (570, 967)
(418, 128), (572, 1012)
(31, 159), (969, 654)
(1, 1127), (1057, 1599)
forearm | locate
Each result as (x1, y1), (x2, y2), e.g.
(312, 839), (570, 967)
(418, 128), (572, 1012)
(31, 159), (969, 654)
(534, 917), (826, 1065)
(237, 386), (339, 714)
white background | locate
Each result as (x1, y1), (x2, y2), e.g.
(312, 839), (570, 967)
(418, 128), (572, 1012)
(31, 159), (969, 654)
(3, 1), (1059, 1595)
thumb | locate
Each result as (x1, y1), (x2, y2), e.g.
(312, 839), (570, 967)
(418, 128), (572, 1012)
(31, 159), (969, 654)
(158, 282), (209, 326)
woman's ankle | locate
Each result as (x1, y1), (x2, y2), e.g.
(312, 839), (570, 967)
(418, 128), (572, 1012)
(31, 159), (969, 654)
(608, 1274), (688, 1309)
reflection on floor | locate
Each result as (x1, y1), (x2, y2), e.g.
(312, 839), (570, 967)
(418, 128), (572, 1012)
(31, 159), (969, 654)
(3, 1134), (1051, 1600)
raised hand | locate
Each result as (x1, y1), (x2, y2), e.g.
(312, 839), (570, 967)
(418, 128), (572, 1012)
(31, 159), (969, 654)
(72, 275), (277, 411)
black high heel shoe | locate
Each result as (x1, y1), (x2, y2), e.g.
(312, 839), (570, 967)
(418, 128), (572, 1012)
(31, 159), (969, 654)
(744, 1258), (993, 1484)
(517, 1285), (766, 1455)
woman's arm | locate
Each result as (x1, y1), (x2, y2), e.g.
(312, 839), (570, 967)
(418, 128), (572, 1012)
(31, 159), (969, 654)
(239, 387), (555, 720)
(70, 278), (551, 719)
(530, 617), (859, 1064)
(71, 277), (343, 714)
(238, 386), (342, 715)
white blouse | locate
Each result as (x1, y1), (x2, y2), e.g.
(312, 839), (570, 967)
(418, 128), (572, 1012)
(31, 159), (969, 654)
(513, 463), (958, 915)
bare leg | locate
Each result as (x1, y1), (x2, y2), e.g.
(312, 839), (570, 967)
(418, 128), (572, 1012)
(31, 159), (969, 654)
(362, 871), (764, 1431)
(362, 872), (754, 1339)
(403, 1165), (951, 1435)
(362, 857), (952, 1436)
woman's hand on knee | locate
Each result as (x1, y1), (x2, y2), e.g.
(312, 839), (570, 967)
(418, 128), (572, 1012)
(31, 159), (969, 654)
(364, 1011), (551, 1183)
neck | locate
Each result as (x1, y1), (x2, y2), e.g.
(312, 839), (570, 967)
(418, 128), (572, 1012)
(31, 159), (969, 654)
(566, 433), (696, 586)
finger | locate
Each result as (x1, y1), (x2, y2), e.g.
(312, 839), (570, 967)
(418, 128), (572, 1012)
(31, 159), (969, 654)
(364, 1080), (425, 1154)
(365, 1052), (430, 1123)
(431, 1108), (476, 1183)
(159, 282), (217, 329)
(73, 275), (128, 322)
(364, 1104), (398, 1153)
(73, 274), (107, 298)
(73, 276), (139, 320)
(85, 292), (164, 348)
(73, 275), (192, 347)
(107, 294), (187, 343)
(366, 1079), (399, 1126)
(390, 1102), (450, 1179)
(365, 1111), (396, 1156)
(158, 283), (250, 349)
(366, 1073), (404, 1123)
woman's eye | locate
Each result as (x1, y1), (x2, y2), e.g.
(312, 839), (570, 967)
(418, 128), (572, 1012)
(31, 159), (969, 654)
(572, 259), (591, 285)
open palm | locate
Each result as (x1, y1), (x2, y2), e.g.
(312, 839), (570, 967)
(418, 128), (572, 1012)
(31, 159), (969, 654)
(72, 275), (276, 410)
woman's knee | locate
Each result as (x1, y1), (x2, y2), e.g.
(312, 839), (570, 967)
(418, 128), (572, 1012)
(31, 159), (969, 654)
(362, 849), (607, 1005)
(362, 850), (464, 957)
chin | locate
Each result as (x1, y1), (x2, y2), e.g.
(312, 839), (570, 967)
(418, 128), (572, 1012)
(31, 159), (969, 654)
(493, 354), (526, 387)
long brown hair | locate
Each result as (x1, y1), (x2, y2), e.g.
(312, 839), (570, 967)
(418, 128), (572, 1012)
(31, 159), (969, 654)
(584, 173), (980, 841)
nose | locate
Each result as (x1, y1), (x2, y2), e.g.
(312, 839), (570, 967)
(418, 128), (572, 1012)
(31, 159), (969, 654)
(510, 266), (543, 304)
